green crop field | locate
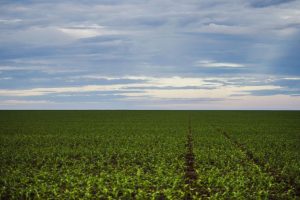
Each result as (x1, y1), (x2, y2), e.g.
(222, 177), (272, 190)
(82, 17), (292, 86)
(0, 111), (299, 199)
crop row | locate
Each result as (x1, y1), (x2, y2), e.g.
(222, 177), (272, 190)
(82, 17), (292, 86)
(1, 111), (299, 199)
(1, 111), (189, 199)
(190, 111), (299, 199)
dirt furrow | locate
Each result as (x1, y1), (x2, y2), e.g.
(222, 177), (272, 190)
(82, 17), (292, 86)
(221, 131), (299, 197)
(183, 118), (197, 199)
(184, 118), (211, 199)
(185, 120), (197, 184)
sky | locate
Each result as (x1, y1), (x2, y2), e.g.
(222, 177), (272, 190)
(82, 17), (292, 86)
(0, 0), (300, 110)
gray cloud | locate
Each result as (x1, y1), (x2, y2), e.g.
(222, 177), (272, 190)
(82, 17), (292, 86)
(249, 0), (296, 8)
(0, 0), (300, 109)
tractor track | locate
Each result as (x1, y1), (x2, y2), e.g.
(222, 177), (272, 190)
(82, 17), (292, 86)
(184, 118), (209, 199)
(184, 118), (197, 185)
(221, 131), (299, 197)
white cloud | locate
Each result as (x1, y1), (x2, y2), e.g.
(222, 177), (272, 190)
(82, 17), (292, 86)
(58, 25), (132, 39)
(195, 60), (245, 68)
(68, 75), (223, 87)
(59, 28), (105, 39)
(0, 27), (74, 45)
(193, 23), (252, 35)
(0, 65), (84, 74)
(0, 77), (12, 80)
(0, 100), (51, 105)
(1, 1), (300, 109)
(0, 76), (281, 100)
(132, 85), (281, 99)
(0, 85), (121, 97)
(0, 19), (23, 24)
(282, 77), (300, 80)
(0, 66), (44, 71)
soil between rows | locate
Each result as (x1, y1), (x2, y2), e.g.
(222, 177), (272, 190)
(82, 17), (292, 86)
(221, 131), (299, 198)
(184, 119), (209, 200)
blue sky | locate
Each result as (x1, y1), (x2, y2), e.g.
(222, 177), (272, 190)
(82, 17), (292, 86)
(0, 0), (299, 109)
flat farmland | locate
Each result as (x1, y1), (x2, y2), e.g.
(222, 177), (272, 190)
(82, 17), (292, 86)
(0, 111), (299, 199)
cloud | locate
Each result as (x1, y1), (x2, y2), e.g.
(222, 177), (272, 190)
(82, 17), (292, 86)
(195, 60), (245, 68)
(249, 0), (296, 8)
(0, 99), (51, 105)
(135, 85), (282, 99)
(0, 66), (46, 71)
(188, 23), (252, 35)
(0, 76), (282, 100)
(0, 0), (299, 109)
(282, 77), (300, 80)
(58, 25), (132, 39)
(0, 77), (12, 80)
(0, 27), (75, 45)
(0, 65), (84, 74)
(0, 19), (23, 24)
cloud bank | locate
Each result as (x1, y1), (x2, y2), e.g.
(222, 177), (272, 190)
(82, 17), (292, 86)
(0, 0), (299, 109)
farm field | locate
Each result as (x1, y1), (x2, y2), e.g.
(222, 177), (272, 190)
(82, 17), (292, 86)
(0, 111), (299, 199)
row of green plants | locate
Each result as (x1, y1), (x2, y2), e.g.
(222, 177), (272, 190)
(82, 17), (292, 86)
(190, 111), (299, 199)
(0, 111), (299, 199)
(223, 113), (299, 196)
(0, 111), (189, 199)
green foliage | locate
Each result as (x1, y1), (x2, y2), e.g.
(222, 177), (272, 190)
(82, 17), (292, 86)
(0, 111), (299, 199)
(191, 111), (300, 199)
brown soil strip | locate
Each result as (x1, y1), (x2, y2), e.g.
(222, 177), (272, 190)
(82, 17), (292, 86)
(185, 118), (197, 184)
(184, 118), (210, 199)
(221, 131), (299, 197)
(184, 117), (197, 199)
